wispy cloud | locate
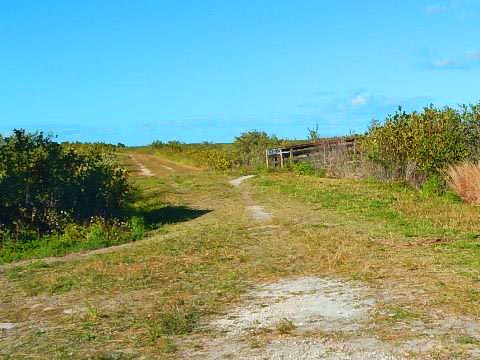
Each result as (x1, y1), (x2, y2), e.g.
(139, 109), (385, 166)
(425, 4), (447, 14)
(416, 48), (469, 70)
(433, 59), (465, 69)
(466, 51), (480, 60)
(298, 91), (434, 136)
(424, 1), (480, 20)
(421, 51), (480, 70)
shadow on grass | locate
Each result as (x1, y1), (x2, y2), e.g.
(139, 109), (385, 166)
(138, 206), (211, 228)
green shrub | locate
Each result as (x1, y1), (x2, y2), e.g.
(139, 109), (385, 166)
(86, 223), (108, 247)
(0, 130), (132, 235)
(361, 103), (480, 183)
(233, 131), (281, 168)
(149, 131), (283, 171)
(286, 162), (325, 177)
(150, 141), (236, 171)
(129, 216), (145, 240)
(420, 175), (446, 197)
(290, 162), (316, 175)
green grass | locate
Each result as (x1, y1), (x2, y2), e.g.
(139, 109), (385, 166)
(254, 174), (477, 240)
(0, 218), (146, 264)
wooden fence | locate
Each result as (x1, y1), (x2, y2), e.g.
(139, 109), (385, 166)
(266, 136), (359, 169)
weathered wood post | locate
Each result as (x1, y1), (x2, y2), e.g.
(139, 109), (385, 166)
(265, 149), (269, 169)
(280, 149), (284, 168)
(289, 149), (293, 164)
(323, 143), (326, 165)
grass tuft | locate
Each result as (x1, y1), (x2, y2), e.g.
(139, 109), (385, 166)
(275, 318), (296, 334)
(445, 162), (480, 204)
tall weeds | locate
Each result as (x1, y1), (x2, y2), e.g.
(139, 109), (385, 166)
(445, 162), (480, 204)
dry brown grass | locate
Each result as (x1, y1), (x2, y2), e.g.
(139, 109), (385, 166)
(445, 162), (480, 204)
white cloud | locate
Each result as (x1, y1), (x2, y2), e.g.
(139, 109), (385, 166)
(351, 94), (368, 106)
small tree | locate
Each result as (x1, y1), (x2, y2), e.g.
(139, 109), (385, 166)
(233, 131), (280, 167)
(307, 124), (321, 142)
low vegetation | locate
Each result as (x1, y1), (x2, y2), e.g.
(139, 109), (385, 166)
(2, 101), (480, 263)
(3, 159), (480, 357)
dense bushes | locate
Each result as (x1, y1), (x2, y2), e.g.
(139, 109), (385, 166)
(361, 104), (480, 184)
(0, 130), (131, 238)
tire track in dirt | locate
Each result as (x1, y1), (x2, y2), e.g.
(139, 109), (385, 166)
(229, 175), (273, 222)
(128, 153), (199, 177)
(128, 155), (154, 176)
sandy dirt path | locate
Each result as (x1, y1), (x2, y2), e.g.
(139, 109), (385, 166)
(229, 175), (273, 222)
(127, 153), (199, 177)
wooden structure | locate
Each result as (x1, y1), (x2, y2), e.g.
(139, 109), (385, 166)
(265, 136), (359, 169)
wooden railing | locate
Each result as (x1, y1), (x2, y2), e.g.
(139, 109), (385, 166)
(266, 137), (359, 168)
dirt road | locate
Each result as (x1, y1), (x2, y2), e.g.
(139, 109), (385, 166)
(126, 153), (199, 177)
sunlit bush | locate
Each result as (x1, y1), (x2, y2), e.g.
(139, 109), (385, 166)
(0, 130), (132, 236)
(361, 103), (480, 184)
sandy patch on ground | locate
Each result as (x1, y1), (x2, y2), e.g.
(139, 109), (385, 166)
(246, 205), (273, 222)
(213, 277), (372, 334)
(180, 275), (480, 359)
(229, 175), (256, 187)
(181, 277), (404, 359)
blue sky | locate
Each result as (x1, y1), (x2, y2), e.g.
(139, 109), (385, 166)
(1, 0), (480, 145)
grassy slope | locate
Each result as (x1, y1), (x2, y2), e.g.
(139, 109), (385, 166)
(252, 174), (480, 313)
(2, 156), (480, 358)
